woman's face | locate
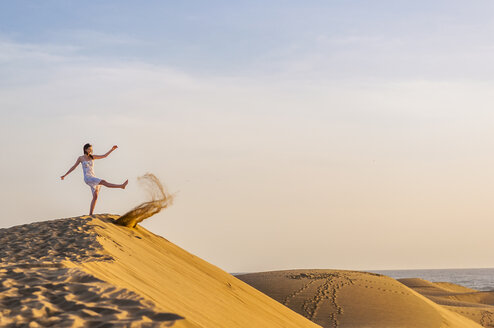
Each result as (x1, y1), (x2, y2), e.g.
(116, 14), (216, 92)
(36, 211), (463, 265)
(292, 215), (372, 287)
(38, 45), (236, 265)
(86, 146), (93, 155)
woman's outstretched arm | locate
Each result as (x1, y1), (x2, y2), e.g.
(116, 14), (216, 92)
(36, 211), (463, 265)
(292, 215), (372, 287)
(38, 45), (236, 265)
(61, 157), (81, 180)
(93, 145), (118, 159)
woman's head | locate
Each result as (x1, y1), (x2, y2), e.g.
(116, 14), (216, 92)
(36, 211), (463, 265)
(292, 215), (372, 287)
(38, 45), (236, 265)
(83, 143), (94, 159)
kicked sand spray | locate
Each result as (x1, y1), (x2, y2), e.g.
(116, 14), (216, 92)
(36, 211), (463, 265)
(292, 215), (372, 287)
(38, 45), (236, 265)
(115, 173), (174, 228)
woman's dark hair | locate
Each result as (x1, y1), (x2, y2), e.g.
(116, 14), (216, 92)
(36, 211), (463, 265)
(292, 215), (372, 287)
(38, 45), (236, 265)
(83, 143), (94, 159)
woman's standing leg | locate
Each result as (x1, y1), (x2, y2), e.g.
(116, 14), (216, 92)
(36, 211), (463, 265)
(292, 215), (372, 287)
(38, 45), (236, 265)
(89, 188), (99, 215)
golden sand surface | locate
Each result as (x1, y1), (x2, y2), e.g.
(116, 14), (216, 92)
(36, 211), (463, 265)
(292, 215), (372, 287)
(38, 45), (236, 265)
(2, 214), (489, 328)
(237, 269), (486, 328)
(0, 214), (320, 327)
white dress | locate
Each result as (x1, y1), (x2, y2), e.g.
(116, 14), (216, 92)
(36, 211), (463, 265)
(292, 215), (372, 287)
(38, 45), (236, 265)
(81, 159), (102, 194)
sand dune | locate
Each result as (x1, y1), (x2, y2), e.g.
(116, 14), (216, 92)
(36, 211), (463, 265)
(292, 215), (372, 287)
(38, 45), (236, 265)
(236, 269), (484, 328)
(2, 214), (490, 327)
(0, 215), (320, 327)
(400, 278), (494, 327)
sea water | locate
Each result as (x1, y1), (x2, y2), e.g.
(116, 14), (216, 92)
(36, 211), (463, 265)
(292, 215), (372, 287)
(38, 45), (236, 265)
(369, 268), (494, 291)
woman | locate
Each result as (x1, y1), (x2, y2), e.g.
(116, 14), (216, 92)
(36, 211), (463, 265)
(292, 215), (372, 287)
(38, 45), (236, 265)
(61, 143), (128, 215)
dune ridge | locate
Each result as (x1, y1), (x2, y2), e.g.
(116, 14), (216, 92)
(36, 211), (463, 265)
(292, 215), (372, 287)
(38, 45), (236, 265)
(0, 215), (321, 327)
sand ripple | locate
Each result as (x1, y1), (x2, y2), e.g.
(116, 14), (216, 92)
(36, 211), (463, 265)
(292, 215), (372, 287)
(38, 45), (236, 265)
(0, 216), (112, 264)
(0, 215), (184, 327)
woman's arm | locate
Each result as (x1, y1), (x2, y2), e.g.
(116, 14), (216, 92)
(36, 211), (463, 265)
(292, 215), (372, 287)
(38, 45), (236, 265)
(61, 157), (81, 180)
(93, 145), (118, 159)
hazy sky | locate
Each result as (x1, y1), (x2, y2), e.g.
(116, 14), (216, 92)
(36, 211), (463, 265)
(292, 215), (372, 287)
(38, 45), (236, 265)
(2, 1), (494, 273)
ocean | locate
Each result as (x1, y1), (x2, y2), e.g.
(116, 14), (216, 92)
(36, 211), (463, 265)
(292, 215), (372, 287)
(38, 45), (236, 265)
(369, 268), (494, 291)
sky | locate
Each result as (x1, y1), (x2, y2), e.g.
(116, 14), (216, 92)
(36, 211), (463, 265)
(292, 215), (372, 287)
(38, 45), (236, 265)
(1, 1), (494, 273)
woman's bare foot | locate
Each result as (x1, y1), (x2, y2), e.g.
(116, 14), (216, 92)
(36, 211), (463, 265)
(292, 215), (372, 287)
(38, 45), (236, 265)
(122, 180), (128, 189)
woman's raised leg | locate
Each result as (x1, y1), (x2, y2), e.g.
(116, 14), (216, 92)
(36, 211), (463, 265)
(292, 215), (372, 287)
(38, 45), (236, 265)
(99, 179), (128, 189)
